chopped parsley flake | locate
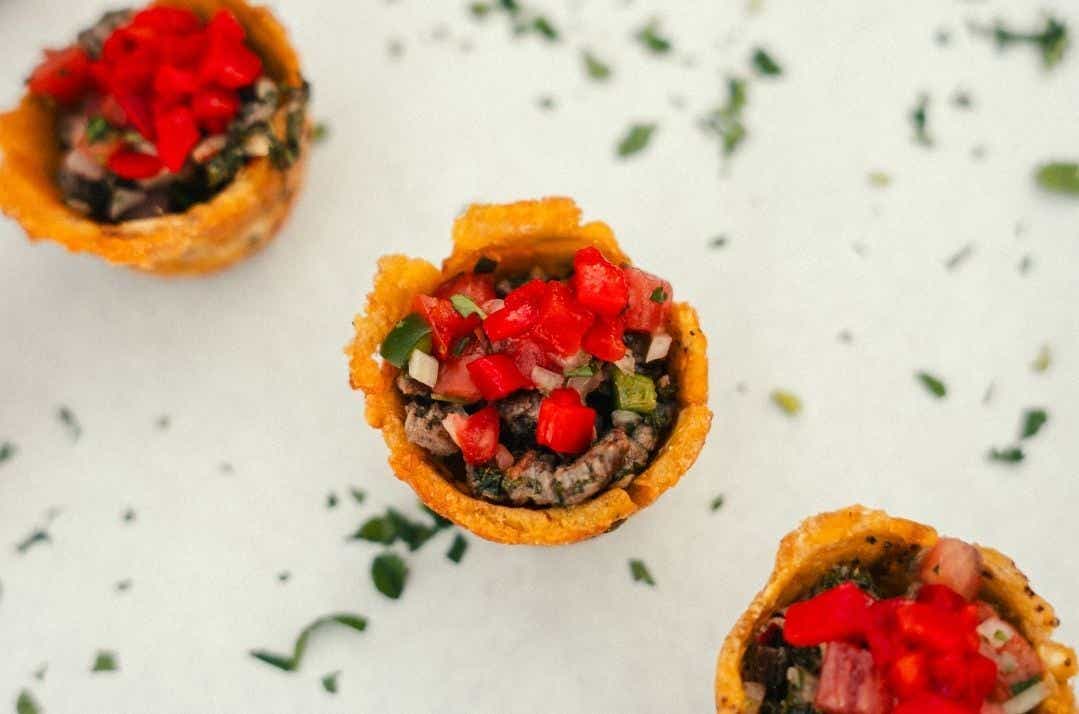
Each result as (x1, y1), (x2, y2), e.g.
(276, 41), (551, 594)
(975, 16), (1068, 69)
(86, 116), (111, 143)
(372, 552), (408, 599)
(945, 243), (975, 271)
(988, 446), (1024, 464)
(447, 533), (468, 563)
(530, 16), (559, 42)
(1011, 676), (1042, 696)
(1035, 162), (1079, 195)
(616, 123), (657, 158)
(349, 487), (366, 505)
(629, 559), (655, 586)
(867, 171), (892, 188)
(57, 406), (81, 441)
(709, 235), (729, 249)
(352, 514), (398, 545)
(277, 571), (291, 583)
(115, 579), (132, 592)
(750, 47), (782, 76)
(250, 613), (367, 672)
(1020, 409), (1048, 439)
(700, 77), (748, 158)
(916, 372), (947, 398)
(0, 441), (15, 465)
(321, 671), (340, 694)
(710, 494), (725, 512)
(91, 650), (119, 673)
(326, 492), (338, 509)
(1032, 344), (1051, 373)
(121, 508), (136, 523)
(910, 94), (933, 147)
(16, 690), (40, 714)
(636, 20), (672, 54)
(649, 287), (668, 303)
(582, 50), (612, 81)
(311, 122), (329, 143)
(770, 389), (802, 416)
(15, 528), (50, 555)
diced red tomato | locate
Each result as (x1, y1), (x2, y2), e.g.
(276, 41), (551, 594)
(107, 149), (162, 180)
(156, 31), (207, 68)
(889, 651), (930, 699)
(536, 388), (596, 455)
(207, 9), (247, 44)
(494, 336), (552, 387)
(623, 266), (672, 333)
(929, 652), (997, 705)
(920, 538), (983, 601)
(153, 64), (199, 99)
(483, 301), (539, 342)
(893, 694), (978, 714)
(814, 641), (889, 714)
(581, 317), (626, 362)
(443, 406), (500, 464)
(918, 584), (969, 613)
(572, 246), (628, 317)
(28, 46), (92, 104)
(532, 282), (594, 356)
(154, 105), (200, 172)
(131, 6), (202, 34)
(505, 279), (547, 307)
(433, 357), (482, 403)
(467, 354), (529, 401)
(994, 632), (1044, 688)
(434, 272), (497, 305)
(865, 598), (905, 667)
(113, 92), (155, 139)
(413, 295), (482, 360)
(201, 39), (262, 89)
(192, 88), (240, 131)
(783, 583), (874, 647)
(896, 602), (979, 654)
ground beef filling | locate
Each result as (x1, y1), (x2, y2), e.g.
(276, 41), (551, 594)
(55, 9), (308, 223)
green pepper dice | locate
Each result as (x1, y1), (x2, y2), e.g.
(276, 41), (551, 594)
(380, 314), (433, 368)
(612, 369), (657, 414)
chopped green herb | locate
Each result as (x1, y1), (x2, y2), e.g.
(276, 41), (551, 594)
(33, 665), (47, 681)
(916, 372), (947, 398)
(709, 235), (729, 249)
(616, 122), (657, 158)
(582, 50), (612, 81)
(700, 77), (748, 158)
(86, 116), (111, 143)
(988, 446), (1024, 464)
(469, 2), (492, 18)
(945, 243), (975, 271)
(311, 122), (329, 143)
(636, 20), (672, 54)
(321, 671), (340, 694)
(564, 364), (594, 378)
(910, 93), (933, 147)
(276, 571), (290, 583)
(770, 389), (802, 416)
(15, 528), (50, 555)
(612, 370), (657, 414)
(115, 579), (132, 592)
(649, 287), (668, 303)
(1035, 162), (1079, 195)
(16, 690), (40, 714)
(976, 16), (1068, 69)
(326, 492), (338, 509)
(867, 171), (892, 187)
(250, 613), (367, 672)
(57, 406), (81, 440)
(372, 552), (408, 599)
(1020, 409), (1048, 439)
(951, 89), (973, 110)
(473, 256), (498, 274)
(1011, 676), (1042, 696)
(121, 508), (136, 523)
(450, 294), (486, 319)
(351, 507), (444, 550)
(530, 16), (558, 42)
(750, 47), (782, 76)
(91, 650), (118, 673)
(351, 515), (398, 544)
(379, 313), (433, 368)
(349, 487), (366, 505)
(710, 494), (725, 512)
(629, 559), (655, 586)
(1032, 344), (1051, 373)
(447, 533), (468, 563)
(0, 441), (15, 465)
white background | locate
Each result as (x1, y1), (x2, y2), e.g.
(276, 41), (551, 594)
(1, 1), (1077, 712)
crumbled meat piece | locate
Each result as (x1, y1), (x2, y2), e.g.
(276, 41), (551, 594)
(396, 373), (432, 397)
(610, 425), (656, 489)
(404, 402), (460, 457)
(497, 391), (542, 446)
(502, 427), (651, 506)
(623, 333), (650, 363)
(77, 10), (132, 58)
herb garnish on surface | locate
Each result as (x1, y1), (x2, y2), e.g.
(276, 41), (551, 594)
(0, 441), (14, 464)
(751, 47), (782, 76)
(910, 94), (933, 146)
(770, 389), (802, 416)
(700, 78), (747, 158)
(916, 372), (947, 398)
(616, 123), (657, 158)
(372, 552), (408, 599)
(250, 613), (367, 672)
(16, 690), (41, 714)
(91, 651), (119, 673)
(321, 671), (340, 694)
(973, 16), (1068, 69)
(629, 559), (655, 586)
(635, 20), (672, 55)
(582, 50), (612, 81)
(1035, 162), (1079, 195)
(57, 406), (81, 440)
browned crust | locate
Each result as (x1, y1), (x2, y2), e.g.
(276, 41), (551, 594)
(347, 197), (712, 545)
(715, 505), (1077, 712)
(0, 0), (307, 276)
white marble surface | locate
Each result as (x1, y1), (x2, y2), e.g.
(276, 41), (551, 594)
(1, 1), (1077, 712)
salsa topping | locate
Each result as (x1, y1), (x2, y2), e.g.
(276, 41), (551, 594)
(26, 6), (307, 222)
(741, 539), (1049, 714)
(382, 246), (677, 507)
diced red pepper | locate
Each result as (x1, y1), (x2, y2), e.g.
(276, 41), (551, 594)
(623, 266), (672, 333)
(536, 388), (596, 455)
(581, 316), (626, 362)
(131, 6), (202, 34)
(27, 46), (92, 104)
(107, 149), (163, 180)
(153, 64), (199, 99)
(434, 272), (497, 305)
(414, 295), (482, 360)
(192, 88), (240, 131)
(154, 105), (200, 172)
(814, 641), (890, 714)
(783, 582), (874, 647)
(572, 246), (629, 317)
(919, 538), (983, 602)
(532, 282), (594, 357)
(444, 406), (500, 464)
(467, 354), (529, 401)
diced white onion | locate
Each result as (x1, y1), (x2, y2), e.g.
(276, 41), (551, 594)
(408, 350), (439, 388)
(613, 353), (636, 374)
(63, 149), (105, 181)
(440, 412), (467, 447)
(245, 132), (272, 157)
(494, 444), (514, 469)
(1002, 680), (1049, 714)
(555, 350), (590, 370)
(977, 617), (1017, 649)
(611, 410), (642, 428)
(645, 333), (673, 362)
(567, 372), (604, 398)
(742, 682), (765, 714)
(482, 299), (505, 315)
(531, 366), (564, 393)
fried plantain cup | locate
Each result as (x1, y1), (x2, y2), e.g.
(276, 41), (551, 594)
(0, 0), (308, 276)
(347, 197), (712, 545)
(715, 505), (1077, 713)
